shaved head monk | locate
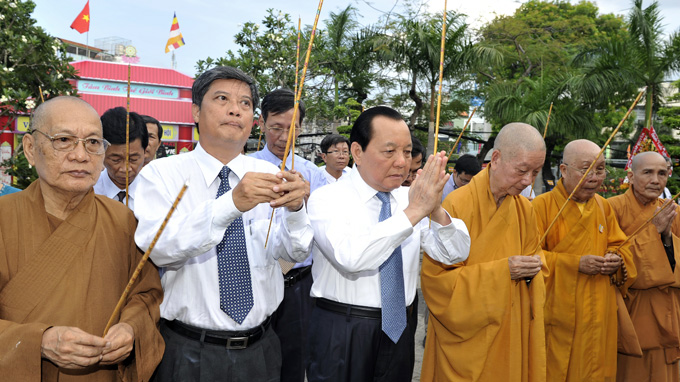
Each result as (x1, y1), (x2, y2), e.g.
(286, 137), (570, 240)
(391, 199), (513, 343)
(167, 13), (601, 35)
(532, 139), (636, 382)
(609, 151), (680, 382)
(421, 122), (548, 381)
(0, 96), (163, 380)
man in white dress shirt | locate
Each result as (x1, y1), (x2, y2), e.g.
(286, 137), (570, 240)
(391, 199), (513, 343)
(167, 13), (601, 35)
(250, 88), (325, 382)
(134, 66), (314, 381)
(306, 106), (471, 382)
(318, 134), (351, 184)
(93, 107), (148, 209)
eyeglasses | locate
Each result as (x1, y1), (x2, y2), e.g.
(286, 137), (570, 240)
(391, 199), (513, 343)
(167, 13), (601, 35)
(565, 164), (608, 178)
(326, 150), (349, 156)
(266, 125), (296, 136)
(31, 129), (110, 155)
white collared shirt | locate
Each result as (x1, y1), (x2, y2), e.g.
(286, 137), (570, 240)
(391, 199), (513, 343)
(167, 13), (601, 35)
(134, 144), (314, 331)
(93, 168), (138, 210)
(319, 165), (351, 185)
(308, 167), (471, 307)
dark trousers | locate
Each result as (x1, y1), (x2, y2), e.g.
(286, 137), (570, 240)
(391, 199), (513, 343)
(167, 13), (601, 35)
(271, 268), (313, 382)
(306, 297), (418, 382)
(153, 319), (282, 382)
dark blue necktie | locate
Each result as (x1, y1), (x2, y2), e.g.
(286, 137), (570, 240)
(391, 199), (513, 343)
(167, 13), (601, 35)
(216, 166), (253, 324)
(376, 191), (407, 343)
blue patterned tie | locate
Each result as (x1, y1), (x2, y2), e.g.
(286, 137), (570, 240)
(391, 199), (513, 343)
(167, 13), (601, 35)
(375, 192), (407, 343)
(216, 166), (253, 324)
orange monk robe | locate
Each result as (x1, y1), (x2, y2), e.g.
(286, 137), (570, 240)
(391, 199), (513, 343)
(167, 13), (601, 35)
(532, 179), (636, 382)
(421, 167), (547, 382)
(0, 181), (164, 381)
(609, 188), (680, 382)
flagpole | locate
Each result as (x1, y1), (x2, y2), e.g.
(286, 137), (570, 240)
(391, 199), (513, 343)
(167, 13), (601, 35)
(86, 31), (90, 60)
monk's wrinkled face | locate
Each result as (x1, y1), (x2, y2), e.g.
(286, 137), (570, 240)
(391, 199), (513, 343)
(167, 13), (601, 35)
(490, 148), (544, 197)
(23, 101), (104, 197)
(560, 155), (606, 203)
(352, 116), (412, 192)
(104, 139), (145, 189)
(629, 155), (668, 204)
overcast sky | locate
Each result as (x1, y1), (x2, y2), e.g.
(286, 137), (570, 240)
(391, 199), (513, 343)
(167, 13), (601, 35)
(31, 0), (680, 77)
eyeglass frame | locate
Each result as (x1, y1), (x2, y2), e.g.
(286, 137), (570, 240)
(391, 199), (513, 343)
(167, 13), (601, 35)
(30, 129), (110, 155)
(325, 150), (350, 156)
(563, 163), (609, 178)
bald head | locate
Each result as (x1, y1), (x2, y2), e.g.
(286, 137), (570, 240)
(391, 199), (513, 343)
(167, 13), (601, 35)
(31, 96), (100, 133)
(631, 151), (666, 172)
(493, 123), (546, 157)
(563, 139), (600, 165)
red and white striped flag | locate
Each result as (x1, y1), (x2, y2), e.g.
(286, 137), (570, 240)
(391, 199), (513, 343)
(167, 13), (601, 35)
(165, 12), (185, 53)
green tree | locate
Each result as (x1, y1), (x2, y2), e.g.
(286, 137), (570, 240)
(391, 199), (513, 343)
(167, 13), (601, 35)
(573, 0), (680, 128)
(195, 9), (298, 96)
(0, 0), (79, 188)
(658, 79), (680, 131)
(0, 0), (78, 130)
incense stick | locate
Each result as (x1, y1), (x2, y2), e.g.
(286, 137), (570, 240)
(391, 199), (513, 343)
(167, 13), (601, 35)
(447, 107), (476, 160)
(432, 0), (448, 155)
(103, 181), (189, 336)
(265, 0), (324, 248)
(125, 64), (131, 207)
(533, 88), (646, 253)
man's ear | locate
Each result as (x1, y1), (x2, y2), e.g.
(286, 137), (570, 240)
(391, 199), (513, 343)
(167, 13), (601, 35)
(191, 103), (200, 124)
(351, 142), (363, 167)
(22, 133), (36, 167)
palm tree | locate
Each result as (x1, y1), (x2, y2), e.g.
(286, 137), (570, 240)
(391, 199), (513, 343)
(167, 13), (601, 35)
(386, 11), (502, 154)
(573, 0), (680, 128)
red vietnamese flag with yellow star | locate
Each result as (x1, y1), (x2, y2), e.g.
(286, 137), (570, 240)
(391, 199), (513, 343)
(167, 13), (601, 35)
(70, 1), (90, 34)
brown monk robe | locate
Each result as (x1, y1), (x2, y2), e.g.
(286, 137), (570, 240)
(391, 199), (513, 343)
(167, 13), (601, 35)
(609, 152), (680, 382)
(421, 123), (547, 382)
(532, 139), (635, 382)
(0, 96), (163, 381)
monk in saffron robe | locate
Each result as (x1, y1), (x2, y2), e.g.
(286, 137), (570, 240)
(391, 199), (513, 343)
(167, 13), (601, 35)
(532, 139), (635, 382)
(608, 152), (680, 382)
(422, 123), (547, 382)
(0, 96), (164, 381)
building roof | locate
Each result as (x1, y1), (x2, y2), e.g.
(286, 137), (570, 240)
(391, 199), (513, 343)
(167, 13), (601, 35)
(59, 38), (104, 53)
(71, 60), (194, 89)
(80, 93), (194, 125)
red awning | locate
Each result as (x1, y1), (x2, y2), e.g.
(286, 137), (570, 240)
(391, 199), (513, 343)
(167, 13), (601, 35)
(71, 61), (194, 88)
(80, 93), (194, 125)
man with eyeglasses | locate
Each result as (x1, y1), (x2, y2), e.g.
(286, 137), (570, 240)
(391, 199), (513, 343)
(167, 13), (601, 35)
(0, 96), (164, 380)
(319, 134), (351, 184)
(93, 107), (148, 209)
(533, 139), (635, 382)
(250, 88), (323, 382)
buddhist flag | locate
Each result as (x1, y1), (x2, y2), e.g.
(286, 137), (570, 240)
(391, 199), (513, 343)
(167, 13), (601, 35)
(70, 1), (90, 34)
(165, 12), (186, 53)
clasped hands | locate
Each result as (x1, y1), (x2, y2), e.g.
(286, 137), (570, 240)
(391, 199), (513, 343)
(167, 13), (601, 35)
(41, 323), (134, 369)
(232, 170), (307, 212)
(404, 151), (452, 226)
(579, 253), (621, 275)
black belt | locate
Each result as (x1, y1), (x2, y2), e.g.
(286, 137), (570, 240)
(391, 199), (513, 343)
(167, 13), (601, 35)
(314, 298), (415, 319)
(284, 265), (312, 288)
(165, 316), (271, 349)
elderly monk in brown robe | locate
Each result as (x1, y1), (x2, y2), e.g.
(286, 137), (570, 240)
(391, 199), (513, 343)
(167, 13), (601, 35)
(0, 96), (164, 381)
(608, 151), (680, 382)
(532, 139), (635, 382)
(421, 122), (547, 382)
